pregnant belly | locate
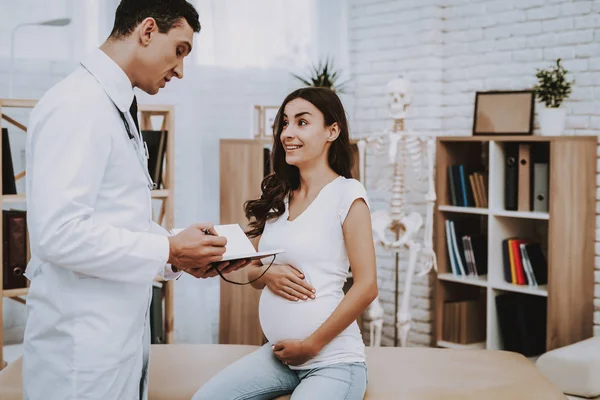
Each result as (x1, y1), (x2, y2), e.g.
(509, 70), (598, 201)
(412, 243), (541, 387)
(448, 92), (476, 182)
(259, 288), (340, 343)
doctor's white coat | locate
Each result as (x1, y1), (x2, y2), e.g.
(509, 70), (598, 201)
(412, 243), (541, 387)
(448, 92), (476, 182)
(22, 48), (179, 400)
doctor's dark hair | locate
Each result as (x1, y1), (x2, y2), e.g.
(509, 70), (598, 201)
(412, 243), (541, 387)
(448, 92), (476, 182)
(244, 87), (354, 238)
(109, 0), (201, 39)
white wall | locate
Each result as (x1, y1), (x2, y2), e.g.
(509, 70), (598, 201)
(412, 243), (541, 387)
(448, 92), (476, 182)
(348, 0), (600, 346)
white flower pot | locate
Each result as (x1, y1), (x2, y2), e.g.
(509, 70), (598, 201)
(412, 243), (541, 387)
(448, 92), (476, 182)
(539, 107), (567, 136)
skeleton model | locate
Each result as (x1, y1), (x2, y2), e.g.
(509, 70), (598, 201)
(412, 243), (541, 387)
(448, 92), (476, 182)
(358, 77), (437, 347)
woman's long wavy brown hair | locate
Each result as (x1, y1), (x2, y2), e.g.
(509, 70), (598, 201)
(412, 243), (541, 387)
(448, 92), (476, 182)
(244, 87), (354, 238)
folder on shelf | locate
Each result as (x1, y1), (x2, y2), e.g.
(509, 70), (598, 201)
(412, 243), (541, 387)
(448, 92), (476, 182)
(3, 210), (28, 290)
(142, 130), (168, 189)
(533, 163), (549, 212)
(495, 293), (547, 357)
(517, 144), (531, 211)
(504, 143), (519, 211)
(2, 128), (16, 195)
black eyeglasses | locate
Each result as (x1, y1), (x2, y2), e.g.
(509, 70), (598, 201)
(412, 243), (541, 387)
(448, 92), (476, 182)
(215, 255), (277, 286)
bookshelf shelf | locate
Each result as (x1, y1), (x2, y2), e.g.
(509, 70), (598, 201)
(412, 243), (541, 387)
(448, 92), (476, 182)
(2, 195), (26, 204)
(438, 273), (488, 288)
(491, 209), (549, 220)
(434, 135), (596, 357)
(438, 205), (489, 215)
(490, 282), (548, 297)
(2, 288), (28, 298)
(151, 189), (170, 199)
(437, 340), (486, 350)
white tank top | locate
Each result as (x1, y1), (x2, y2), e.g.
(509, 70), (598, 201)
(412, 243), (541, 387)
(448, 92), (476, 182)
(258, 176), (369, 370)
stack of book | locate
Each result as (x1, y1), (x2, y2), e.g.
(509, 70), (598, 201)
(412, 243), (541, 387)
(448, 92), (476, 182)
(502, 239), (547, 286)
(442, 299), (486, 344)
(496, 292), (547, 357)
(447, 165), (487, 207)
(445, 219), (487, 277)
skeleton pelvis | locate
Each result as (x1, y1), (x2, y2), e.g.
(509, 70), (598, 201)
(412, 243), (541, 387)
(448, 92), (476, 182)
(371, 210), (423, 248)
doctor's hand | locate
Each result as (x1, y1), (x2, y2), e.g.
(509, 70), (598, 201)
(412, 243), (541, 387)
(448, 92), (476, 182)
(167, 223), (227, 276)
(263, 264), (315, 301)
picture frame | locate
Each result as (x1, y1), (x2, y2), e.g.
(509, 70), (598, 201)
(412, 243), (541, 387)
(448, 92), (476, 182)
(472, 90), (534, 136)
(252, 105), (264, 138)
(263, 106), (279, 137)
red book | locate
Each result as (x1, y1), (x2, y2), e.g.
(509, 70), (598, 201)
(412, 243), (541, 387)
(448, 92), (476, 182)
(510, 239), (527, 285)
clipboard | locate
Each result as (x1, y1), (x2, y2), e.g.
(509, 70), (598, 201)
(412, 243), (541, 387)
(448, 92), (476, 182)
(170, 224), (284, 262)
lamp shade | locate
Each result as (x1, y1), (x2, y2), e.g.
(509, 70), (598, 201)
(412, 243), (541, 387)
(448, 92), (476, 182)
(37, 18), (71, 26)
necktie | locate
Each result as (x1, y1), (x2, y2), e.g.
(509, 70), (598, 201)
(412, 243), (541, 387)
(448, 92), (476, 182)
(129, 95), (140, 134)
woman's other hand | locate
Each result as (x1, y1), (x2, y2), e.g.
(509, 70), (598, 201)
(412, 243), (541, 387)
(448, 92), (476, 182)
(264, 264), (316, 301)
(272, 339), (320, 366)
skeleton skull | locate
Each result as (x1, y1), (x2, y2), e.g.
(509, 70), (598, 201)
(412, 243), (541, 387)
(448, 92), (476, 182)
(386, 76), (412, 120)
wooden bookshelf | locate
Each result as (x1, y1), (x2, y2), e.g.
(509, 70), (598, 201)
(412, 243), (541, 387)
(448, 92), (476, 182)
(0, 100), (177, 369)
(433, 135), (596, 355)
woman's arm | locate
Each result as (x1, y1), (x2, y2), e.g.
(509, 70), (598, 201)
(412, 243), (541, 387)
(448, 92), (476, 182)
(245, 235), (315, 298)
(273, 198), (378, 365)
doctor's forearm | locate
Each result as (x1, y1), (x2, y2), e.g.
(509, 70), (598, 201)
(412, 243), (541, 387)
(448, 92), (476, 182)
(34, 218), (169, 283)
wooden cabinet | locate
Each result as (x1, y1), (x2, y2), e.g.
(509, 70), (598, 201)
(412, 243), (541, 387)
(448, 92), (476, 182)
(219, 139), (270, 345)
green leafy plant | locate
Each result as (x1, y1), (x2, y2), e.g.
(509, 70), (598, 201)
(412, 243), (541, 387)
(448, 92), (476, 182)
(292, 58), (348, 93)
(532, 58), (573, 108)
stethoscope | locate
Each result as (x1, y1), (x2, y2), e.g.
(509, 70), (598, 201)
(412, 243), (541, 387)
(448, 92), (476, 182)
(79, 62), (156, 191)
(115, 106), (157, 191)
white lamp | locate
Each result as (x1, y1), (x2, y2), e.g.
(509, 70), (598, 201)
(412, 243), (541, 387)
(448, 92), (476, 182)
(9, 18), (71, 98)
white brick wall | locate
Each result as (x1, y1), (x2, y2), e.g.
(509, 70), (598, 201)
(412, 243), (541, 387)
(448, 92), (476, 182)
(349, 0), (444, 347)
(349, 0), (600, 346)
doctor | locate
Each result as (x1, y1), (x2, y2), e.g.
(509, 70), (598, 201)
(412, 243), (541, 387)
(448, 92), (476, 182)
(22, 1), (244, 399)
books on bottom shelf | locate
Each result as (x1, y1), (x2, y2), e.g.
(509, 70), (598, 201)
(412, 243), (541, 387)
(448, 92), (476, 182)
(445, 219), (487, 277)
(496, 292), (547, 357)
(502, 238), (547, 287)
(442, 299), (486, 345)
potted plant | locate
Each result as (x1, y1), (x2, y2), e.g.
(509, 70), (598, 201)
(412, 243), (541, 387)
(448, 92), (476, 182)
(533, 58), (573, 135)
(292, 57), (348, 93)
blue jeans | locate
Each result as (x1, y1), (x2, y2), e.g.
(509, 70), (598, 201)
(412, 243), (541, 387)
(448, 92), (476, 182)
(192, 343), (367, 400)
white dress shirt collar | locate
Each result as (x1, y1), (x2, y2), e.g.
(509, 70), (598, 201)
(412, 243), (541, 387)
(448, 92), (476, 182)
(81, 48), (134, 113)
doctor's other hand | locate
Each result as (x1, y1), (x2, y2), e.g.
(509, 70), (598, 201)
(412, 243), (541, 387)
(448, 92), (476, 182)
(263, 264), (315, 301)
(167, 223), (227, 275)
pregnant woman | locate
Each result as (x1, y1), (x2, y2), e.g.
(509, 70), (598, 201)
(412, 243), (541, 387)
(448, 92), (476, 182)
(193, 87), (378, 400)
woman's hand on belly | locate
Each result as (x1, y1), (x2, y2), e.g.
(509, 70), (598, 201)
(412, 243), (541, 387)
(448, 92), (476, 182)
(272, 339), (320, 366)
(263, 264), (316, 301)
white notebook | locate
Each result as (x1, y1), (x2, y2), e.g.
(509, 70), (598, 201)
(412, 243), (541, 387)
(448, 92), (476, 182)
(171, 224), (283, 262)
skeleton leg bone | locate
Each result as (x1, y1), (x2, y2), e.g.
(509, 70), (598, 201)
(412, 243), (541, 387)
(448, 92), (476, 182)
(397, 240), (421, 347)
